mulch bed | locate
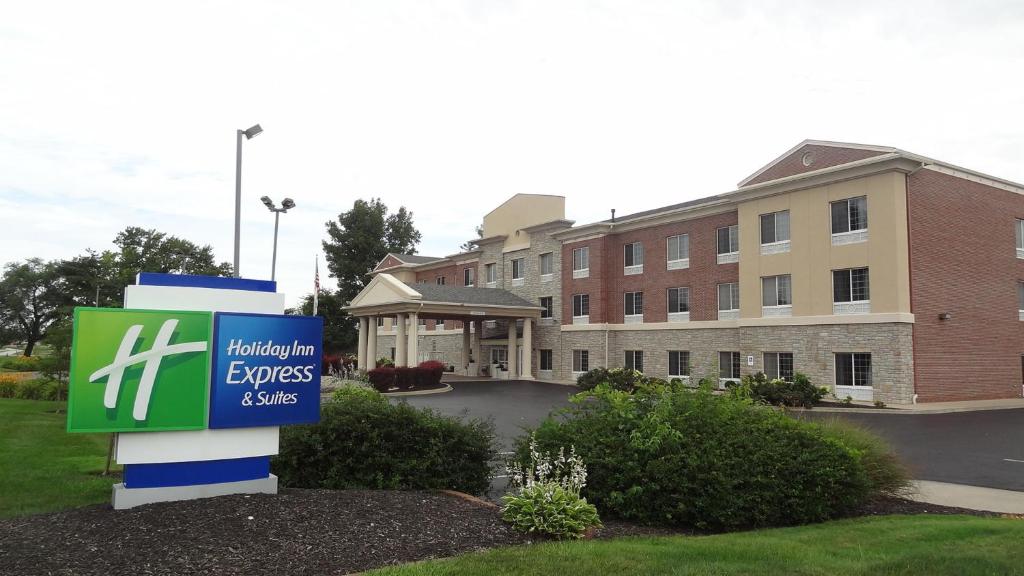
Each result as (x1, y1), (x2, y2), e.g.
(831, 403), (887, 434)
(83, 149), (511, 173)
(0, 490), (1008, 576)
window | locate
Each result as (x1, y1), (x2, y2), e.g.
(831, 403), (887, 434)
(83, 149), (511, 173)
(572, 246), (589, 278)
(667, 234), (690, 268)
(436, 276), (445, 285)
(1016, 219), (1024, 258)
(377, 317), (384, 327)
(761, 274), (792, 309)
(485, 263), (496, 285)
(668, 350), (690, 378)
(464, 267), (474, 286)
(760, 210), (791, 254)
(572, 349), (590, 373)
(539, 349), (553, 371)
(718, 282), (740, 319)
(625, 350), (644, 373)
(624, 291), (643, 323)
(763, 352), (794, 381)
(667, 287), (690, 321)
(1018, 282), (1024, 320)
(540, 296), (554, 319)
(540, 252), (554, 277)
(717, 225), (739, 263)
(833, 268), (870, 314)
(510, 258), (525, 285)
(624, 242), (644, 274)
(831, 196), (868, 234)
(836, 353), (872, 387)
(572, 293), (590, 319)
(491, 347), (508, 366)
(719, 351), (741, 380)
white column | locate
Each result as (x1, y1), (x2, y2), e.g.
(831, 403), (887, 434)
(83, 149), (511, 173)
(507, 320), (517, 379)
(520, 317), (533, 380)
(461, 322), (471, 375)
(396, 313), (407, 367)
(366, 316), (378, 369)
(357, 317), (369, 370)
(408, 312), (419, 366)
(472, 320), (482, 377)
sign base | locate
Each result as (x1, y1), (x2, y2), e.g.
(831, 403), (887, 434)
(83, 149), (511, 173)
(111, 474), (278, 510)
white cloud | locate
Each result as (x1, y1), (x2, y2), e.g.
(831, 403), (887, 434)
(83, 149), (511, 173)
(2, 0), (1023, 306)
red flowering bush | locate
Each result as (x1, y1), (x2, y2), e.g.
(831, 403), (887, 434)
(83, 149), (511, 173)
(367, 367), (396, 392)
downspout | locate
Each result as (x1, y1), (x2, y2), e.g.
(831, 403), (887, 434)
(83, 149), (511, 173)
(905, 164), (925, 404)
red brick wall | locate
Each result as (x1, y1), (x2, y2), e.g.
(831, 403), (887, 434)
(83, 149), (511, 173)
(415, 265), (458, 330)
(908, 169), (1024, 402)
(744, 144), (886, 187)
(374, 254), (404, 271)
(561, 212), (739, 324)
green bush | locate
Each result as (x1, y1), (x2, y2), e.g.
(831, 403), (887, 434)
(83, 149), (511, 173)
(14, 379), (47, 400)
(502, 482), (601, 539)
(517, 385), (888, 531)
(816, 418), (911, 498)
(728, 372), (827, 408)
(41, 380), (67, 401)
(0, 378), (16, 398)
(273, 387), (496, 495)
(576, 367), (651, 392)
(5, 355), (40, 372)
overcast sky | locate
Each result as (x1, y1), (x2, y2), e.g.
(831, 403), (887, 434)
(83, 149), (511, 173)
(3, 0), (1022, 306)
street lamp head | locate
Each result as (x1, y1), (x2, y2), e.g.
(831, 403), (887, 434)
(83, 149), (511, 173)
(281, 198), (296, 210)
(242, 124), (263, 139)
(260, 196), (275, 210)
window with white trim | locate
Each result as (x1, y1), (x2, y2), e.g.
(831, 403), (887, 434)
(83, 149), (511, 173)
(763, 352), (794, 381)
(511, 258), (524, 280)
(833, 268), (870, 312)
(572, 349), (590, 373)
(831, 196), (868, 234)
(719, 351), (741, 380)
(762, 274), (792, 308)
(464, 267), (474, 286)
(540, 296), (553, 319)
(572, 246), (589, 277)
(667, 287), (690, 322)
(624, 242), (644, 274)
(1018, 282), (1024, 320)
(667, 234), (689, 268)
(377, 317), (384, 327)
(668, 350), (690, 378)
(1016, 219), (1024, 258)
(539, 252), (554, 277)
(539, 349), (553, 372)
(485, 263), (496, 285)
(625, 350), (644, 373)
(760, 210), (791, 244)
(491, 347), (508, 366)
(436, 276), (445, 285)
(572, 294), (590, 318)
(836, 353), (872, 387)
(624, 291), (643, 322)
(717, 225), (739, 263)
(718, 282), (740, 319)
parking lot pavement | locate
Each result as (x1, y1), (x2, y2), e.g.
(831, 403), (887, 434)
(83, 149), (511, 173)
(795, 408), (1024, 492)
(390, 379), (574, 450)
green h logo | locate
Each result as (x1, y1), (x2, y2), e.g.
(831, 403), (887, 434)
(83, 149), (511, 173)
(68, 308), (212, 433)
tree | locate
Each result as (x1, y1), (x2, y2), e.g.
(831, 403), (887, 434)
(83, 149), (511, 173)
(323, 198), (421, 303)
(459, 225), (484, 252)
(297, 290), (355, 352)
(0, 259), (64, 356)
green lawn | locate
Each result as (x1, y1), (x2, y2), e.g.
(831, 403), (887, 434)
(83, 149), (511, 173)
(369, 515), (1024, 576)
(0, 399), (117, 517)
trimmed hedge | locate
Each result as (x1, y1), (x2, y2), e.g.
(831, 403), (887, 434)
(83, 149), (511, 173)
(273, 387), (496, 494)
(517, 384), (909, 531)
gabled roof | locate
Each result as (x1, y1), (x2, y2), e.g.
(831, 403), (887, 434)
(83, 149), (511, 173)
(345, 273), (541, 318)
(405, 283), (537, 308)
(389, 253), (442, 265)
(737, 139), (896, 188)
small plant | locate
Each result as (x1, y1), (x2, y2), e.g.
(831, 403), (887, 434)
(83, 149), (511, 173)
(502, 435), (601, 539)
(6, 355), (40, 372)
(874, 400), (887, 408)
(0, 375), (17, 398)
(14, 379), (47, 400)
(842, 395), (854, 406)
(376, 356), (395, 368)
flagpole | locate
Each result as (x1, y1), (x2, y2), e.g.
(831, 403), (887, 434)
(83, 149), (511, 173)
(313, 255), (320, 316)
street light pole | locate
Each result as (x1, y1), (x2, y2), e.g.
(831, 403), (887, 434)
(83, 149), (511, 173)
(260, 196), (296, 282)
(233, 124), (263, 278)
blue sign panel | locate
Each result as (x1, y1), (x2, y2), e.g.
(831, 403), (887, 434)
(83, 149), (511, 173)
(209, 312), (323, 428)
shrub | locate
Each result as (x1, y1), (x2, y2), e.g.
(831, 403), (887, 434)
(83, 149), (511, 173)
(576, 367), (649, 392)
(728, 372), (827, 408)
(376, 356), (395, 368)
(367, 367), (395, 392)
(42, 380), (68, 401)
(816, 418), (911, 498)
(394, 367), (416, 390)
(6, 355), (40, 372)
(517, 385), (881, 531)
(502, 435), (601, 539)
(274, 387), (496, 494)
(0, 375), (17, 398)
(14, 379), (47, 400)
(322, 354), (342, 374)
(417, 360), (445, 387)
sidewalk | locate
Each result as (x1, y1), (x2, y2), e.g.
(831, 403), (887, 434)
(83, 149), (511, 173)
(910, 480), (1024, 514)
(806, 397), (1024, 415)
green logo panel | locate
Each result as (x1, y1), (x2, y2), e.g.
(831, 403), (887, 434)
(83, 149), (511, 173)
(67, 308), (213, 433)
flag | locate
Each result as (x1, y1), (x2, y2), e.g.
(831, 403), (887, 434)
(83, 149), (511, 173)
(313, 256), (320, 316)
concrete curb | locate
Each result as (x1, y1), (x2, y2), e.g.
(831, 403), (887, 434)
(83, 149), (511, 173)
(909, 480), (1024, 514)
(789, 401), (1024, 415)
(384, 384), (453, 397)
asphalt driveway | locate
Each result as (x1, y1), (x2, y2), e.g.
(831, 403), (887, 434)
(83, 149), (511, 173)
(394, 381), (1024, 492)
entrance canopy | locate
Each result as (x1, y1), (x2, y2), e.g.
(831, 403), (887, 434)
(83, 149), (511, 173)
(344, 273), (542, 378)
